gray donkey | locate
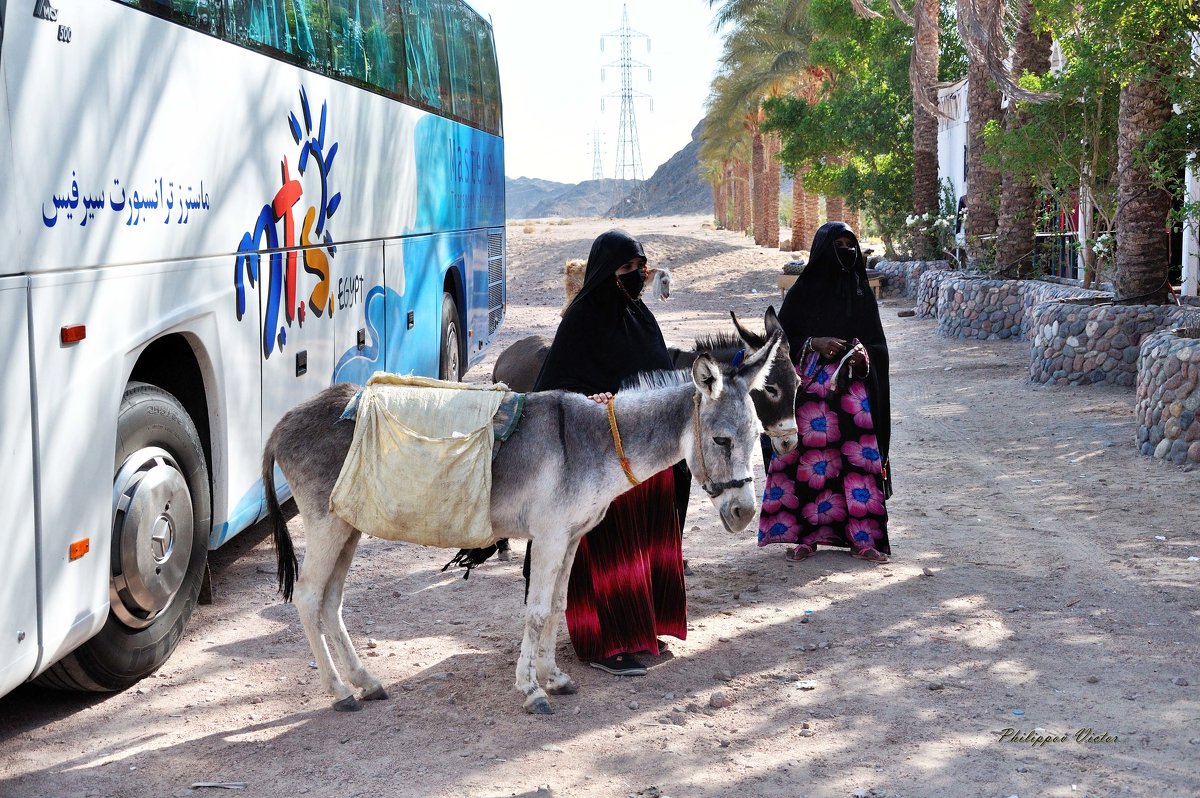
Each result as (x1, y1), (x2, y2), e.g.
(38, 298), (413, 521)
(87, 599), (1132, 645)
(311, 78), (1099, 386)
(262, 332), (785, 714)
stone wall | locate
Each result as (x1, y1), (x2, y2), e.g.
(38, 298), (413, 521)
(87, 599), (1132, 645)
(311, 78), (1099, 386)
(1029, 303), (1200, 386)
(874, 260), (951, 299)
(1136, 326), (1200, 465)
(936, 277), (1026, 340)
(916, 270), (967, 319)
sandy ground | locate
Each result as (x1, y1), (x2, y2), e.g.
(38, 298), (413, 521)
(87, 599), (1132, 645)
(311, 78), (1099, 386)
(2, 214), (1198, 798)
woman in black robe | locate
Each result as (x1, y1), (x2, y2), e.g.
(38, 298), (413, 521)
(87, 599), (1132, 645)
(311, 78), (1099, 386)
(758, 221), (893, 563)
(531, 229), (689, 676)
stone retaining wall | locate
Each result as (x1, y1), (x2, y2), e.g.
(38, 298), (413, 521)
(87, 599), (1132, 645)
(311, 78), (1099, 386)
(1029, 303), (1200, 386)
(1136, 326), (1200, 465)
(916, 270), (968, 319)
(936, 277), (1027, 340)
(874, 260), (951, 299)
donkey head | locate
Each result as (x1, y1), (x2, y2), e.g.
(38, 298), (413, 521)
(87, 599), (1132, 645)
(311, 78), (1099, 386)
(730, 307), (799, 454)
(689, 332), (783, 532)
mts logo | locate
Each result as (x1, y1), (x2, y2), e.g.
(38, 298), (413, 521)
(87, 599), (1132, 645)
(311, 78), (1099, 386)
(33, 0), (58, 22)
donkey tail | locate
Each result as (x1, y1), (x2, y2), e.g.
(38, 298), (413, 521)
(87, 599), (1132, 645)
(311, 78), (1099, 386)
(263, 442), (299, 602)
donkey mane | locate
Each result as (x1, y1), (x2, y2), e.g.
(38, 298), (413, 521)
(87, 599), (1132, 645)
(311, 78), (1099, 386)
(621, 366), (716, 394)
(693, 332), (744, 352)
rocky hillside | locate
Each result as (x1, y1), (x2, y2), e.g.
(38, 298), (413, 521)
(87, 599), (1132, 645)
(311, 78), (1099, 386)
(608, 121), (712, 218)
(529, 179), (641, 218)
(505, 120), (712, 219)
(505, 177), (571, 218)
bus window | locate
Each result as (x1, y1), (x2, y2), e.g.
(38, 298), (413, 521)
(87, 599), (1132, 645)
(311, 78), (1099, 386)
(228, 0), (328, 70)
(118, 0), (220, 34)
(401, 0), (449, 111)
(329, 0), (402, 94)
(476, 18), (501, 135)
(441, 3), (482, 127)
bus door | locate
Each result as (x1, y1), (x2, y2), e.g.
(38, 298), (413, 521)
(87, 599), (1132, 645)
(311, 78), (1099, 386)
(0, 277), (39, 697)
(260, 241), (385, 451)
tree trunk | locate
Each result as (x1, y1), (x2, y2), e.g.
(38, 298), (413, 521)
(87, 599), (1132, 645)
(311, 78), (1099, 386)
(826, 195), (845, 223)
(752, 129), (766, 245)
(735, 158), (750, 233)
(910, 0), (940, 258)
(726, 163), (737, 229)
(1114, 74), (1174, 303)
(712, 177), (725, 229)
(994, 0), (1051, 277)
(845, 206), (861, 235)
(765, 133), (781, 248)
(803, 191), (820, 249)
(791, 175), (808, 251)
(964, 0), (1003, 266)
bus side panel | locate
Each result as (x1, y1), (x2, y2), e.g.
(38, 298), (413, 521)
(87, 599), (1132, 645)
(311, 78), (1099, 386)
(257, 241), (386, 479)
(466, 227), (505, 368)
(412, 115), (505, 233)
(380, 232), (478, 377)
(27, 259), (260, 669)
(0, 277), (40, 697)
(1, 4), (499, 279)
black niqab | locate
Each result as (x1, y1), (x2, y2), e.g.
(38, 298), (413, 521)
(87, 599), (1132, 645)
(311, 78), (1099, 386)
(778, 222), (893, 470)
(534, 229), (673, 393)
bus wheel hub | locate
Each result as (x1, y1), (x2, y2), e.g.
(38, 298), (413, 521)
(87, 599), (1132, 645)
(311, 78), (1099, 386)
(111, 448), (194, 629)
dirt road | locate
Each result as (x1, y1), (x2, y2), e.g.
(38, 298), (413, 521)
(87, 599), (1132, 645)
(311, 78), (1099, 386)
(2, 216), (1197, 798)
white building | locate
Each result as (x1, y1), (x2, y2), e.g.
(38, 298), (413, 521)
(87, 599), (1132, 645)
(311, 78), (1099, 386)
(937, 69), (1198, 295)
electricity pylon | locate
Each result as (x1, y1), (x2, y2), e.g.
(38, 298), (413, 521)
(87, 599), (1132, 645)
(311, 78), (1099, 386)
(600, 3), (651, 209)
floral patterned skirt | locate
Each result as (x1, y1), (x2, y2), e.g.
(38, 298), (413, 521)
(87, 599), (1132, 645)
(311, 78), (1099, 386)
(758, 360), (890, 555)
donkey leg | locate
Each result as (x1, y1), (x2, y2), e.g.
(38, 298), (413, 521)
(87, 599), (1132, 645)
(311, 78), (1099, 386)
(293, 515), (360, 711)
(541, 533), (583, 696)
(319, 527), (387, 701)
(516, 532), (570, 714)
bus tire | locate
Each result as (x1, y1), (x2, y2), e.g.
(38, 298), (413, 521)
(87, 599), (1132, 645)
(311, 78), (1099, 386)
(37, 382), (211, 692)
(439, 292), (463, 381)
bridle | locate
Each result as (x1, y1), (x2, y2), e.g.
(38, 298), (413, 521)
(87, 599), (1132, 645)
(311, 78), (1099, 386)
(606, 394), (752, 498)
(690, 393), (753, 498)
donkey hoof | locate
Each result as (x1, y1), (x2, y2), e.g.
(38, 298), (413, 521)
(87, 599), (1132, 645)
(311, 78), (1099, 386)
(524, 696), (554, 715)
(547, 679), (578, 695)
(333, 695), (363, 712)
(362, 686), (389, 701)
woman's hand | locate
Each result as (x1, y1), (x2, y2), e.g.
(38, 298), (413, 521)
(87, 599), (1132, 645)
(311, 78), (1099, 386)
(846, 342), (868, 370)
(587, 392), (614, 404)
(811, 337), (848, 359)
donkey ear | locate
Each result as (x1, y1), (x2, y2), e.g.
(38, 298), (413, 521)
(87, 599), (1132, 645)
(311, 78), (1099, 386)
(729, 310), (767, 351)
(737, 329), (783, 392)
(691, 352), (724, 400)
(764, 305), (783, 338)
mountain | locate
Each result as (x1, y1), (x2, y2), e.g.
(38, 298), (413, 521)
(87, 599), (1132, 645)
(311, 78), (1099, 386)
(608, 121), (712, 218)
(529, 179), (641, 218)
(505, 176), (571, 218)
(504, 121), (713, 219)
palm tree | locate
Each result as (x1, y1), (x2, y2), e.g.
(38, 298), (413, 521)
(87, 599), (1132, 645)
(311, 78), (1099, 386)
(850, 0), (939, 257)
(993, 0), (1052, 277)
(702, 0), (817, 247)
(910, 0), (941, 258)
(1113, 63), (1174, 303)
(961, 0), (1003, 264)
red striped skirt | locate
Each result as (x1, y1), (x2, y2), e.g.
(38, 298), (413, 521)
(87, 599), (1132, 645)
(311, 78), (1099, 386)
(565, 467), (687, 661)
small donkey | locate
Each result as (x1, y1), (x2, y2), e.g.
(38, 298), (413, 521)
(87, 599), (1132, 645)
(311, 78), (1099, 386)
(262, 333), (785, 714)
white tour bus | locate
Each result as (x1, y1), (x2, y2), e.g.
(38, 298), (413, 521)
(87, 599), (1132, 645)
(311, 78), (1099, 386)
(0, 0), (506, 699)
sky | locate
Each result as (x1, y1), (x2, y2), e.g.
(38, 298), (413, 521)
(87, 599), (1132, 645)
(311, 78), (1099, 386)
(466, 1), (725, 185)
